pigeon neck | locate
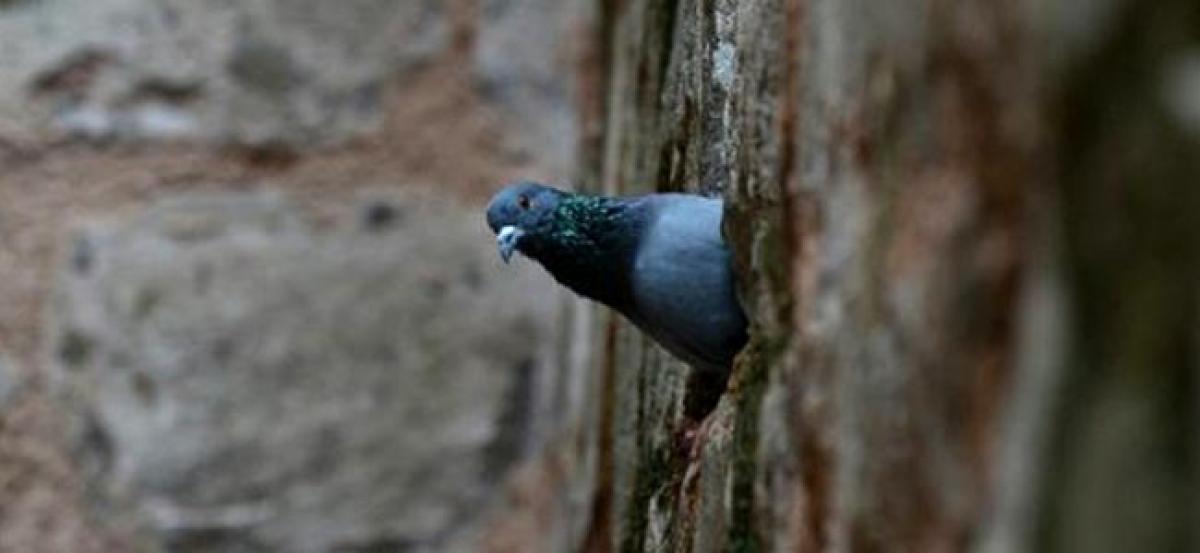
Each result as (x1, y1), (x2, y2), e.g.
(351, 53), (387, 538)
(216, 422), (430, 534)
(529, 194), (640, 309)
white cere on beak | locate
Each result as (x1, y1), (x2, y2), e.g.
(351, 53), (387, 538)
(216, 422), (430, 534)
(496, 225), (525, 264)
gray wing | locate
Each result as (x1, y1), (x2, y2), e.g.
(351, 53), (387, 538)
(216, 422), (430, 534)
(627, 194), (746, 373)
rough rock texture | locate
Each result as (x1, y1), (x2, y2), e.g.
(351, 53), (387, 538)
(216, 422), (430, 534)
(587, 0), (1199, 551)
(0, 0), (579, 156)
(0, 0), (439, 144)
(49, 192), (568, 551)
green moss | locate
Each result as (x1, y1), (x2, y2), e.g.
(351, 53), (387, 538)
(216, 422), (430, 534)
(723, 337), (782, 553)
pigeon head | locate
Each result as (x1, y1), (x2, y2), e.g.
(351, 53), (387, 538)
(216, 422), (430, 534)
(486, 181), (569, 263)
(486, 181), (639, 308)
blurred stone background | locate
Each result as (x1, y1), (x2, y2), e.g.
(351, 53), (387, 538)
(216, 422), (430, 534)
(0, 0), (597, 551)
(2, 0), (1198, 552)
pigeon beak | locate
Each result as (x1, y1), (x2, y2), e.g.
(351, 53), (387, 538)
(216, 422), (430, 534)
(496, 225), (525, 264)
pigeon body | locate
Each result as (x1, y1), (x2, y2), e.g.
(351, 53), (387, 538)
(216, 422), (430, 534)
(485, 182), (747, 374)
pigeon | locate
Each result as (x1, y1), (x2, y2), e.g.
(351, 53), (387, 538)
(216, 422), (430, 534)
(485, 181), (747, 375)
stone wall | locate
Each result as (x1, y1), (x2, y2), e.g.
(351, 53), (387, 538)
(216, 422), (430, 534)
(589, 0), (1199, 551)
(0, 1), (595, 551)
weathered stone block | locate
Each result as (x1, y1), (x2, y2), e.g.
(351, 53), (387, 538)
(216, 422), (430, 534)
(49, 191), (561, 551)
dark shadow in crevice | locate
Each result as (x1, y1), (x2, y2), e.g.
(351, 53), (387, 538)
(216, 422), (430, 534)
(682, 365), (730, 421)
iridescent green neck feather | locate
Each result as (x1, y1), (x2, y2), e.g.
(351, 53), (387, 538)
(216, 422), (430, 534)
(525, 194), (642, 309)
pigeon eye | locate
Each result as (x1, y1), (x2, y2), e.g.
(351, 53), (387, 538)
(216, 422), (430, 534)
(516, 194), (532, 210)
